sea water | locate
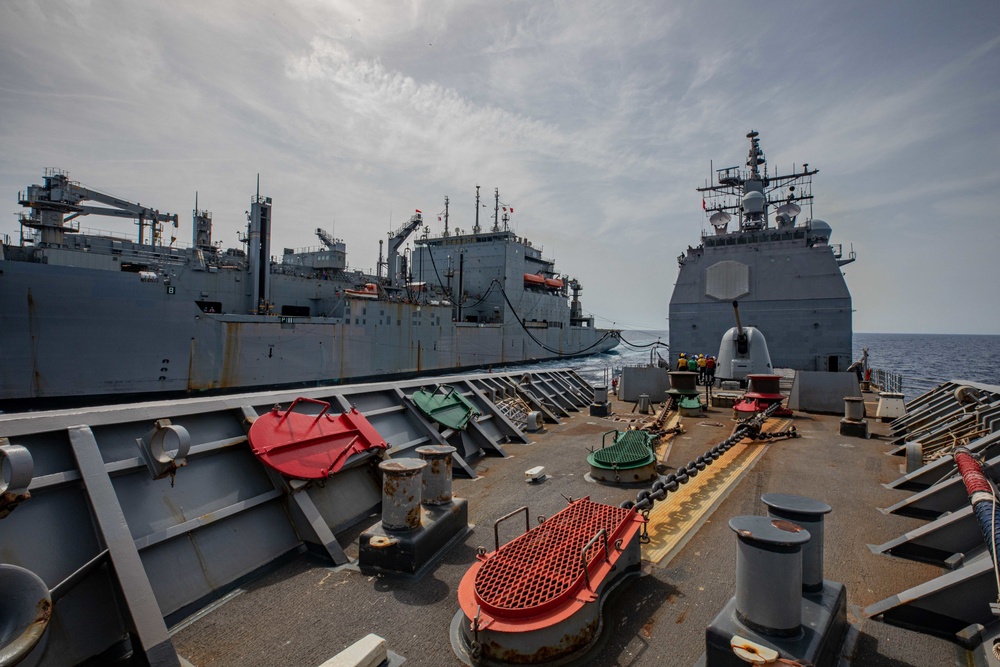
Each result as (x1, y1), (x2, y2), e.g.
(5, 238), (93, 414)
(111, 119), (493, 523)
(504, 330), (1000, 400)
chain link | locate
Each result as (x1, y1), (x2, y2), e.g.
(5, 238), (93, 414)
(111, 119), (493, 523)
(620, 401), (784, 512)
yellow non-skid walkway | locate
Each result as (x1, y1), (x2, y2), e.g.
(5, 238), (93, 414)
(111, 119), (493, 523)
(642, 418), (792, 566)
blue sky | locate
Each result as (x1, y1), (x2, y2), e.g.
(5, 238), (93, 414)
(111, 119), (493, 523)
(1, 1), (997, 333)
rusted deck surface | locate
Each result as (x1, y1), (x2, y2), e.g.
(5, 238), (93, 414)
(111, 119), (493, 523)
(171, 390), (963, 667)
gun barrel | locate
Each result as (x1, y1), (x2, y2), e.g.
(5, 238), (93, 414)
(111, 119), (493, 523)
(732, 300), (744, 336)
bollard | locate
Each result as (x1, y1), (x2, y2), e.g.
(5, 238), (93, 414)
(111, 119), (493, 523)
(729, 515), (810, 637)
(843, 396), (864, 421)
(415, 445), (456, 506)
(361, 455), (471, 577)
(638, 394), (651, 414)
(840, 396), (869, 437)
(378, 459), (426, 532)
(761, 494), (832, 593)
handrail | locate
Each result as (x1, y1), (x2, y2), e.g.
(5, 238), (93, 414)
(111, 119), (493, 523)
(580, 528), (610, 590)
(276, 397), (331, 424)
(494, 506), (530, 552)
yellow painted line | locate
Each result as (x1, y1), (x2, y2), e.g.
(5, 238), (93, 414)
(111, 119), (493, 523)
(642, 418), (789, 566)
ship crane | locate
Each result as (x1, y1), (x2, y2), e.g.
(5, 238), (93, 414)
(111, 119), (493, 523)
(18, 170), (178, 247)
(315, 227), (340, 250)
(386, 211), (423, 288)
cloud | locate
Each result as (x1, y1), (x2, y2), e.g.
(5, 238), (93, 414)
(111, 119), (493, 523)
(0, 1), (998, 335)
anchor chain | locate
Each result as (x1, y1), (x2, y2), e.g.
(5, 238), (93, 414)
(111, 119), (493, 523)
(621, 402), (783, 513)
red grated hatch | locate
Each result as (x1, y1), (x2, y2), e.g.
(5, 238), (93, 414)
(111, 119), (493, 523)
(474, 499), (632, 617)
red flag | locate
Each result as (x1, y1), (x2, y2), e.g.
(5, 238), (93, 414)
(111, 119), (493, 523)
(509, 207), (514, 213)
(415, 209), (422, 213)
(701, 198), (706, 211)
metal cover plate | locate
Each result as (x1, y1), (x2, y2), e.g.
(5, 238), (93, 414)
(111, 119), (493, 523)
(589, 431), (656, 469)
(248, 398), (387, 479)
(411, 385), (482, 431)
(471, 499), (639, 619)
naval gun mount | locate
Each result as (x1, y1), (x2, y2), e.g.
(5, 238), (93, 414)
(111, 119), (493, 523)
(715, 300), (772, 386)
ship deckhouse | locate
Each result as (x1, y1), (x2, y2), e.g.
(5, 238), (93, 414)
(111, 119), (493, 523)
(669, 132), (856, 372)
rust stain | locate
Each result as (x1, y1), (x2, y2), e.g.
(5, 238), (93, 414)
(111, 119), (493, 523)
(27, 289), (42, 395)
(34, 597), (52, 624)
(185, 336), (217, 391)
(369, 536), (398, 548)
(771, 519), (803, 532)
(675, 609), (687, 624)
(405, 504), (421, 529)
(381, 462), (411, 473)
(485, 616), (599, 663)
(219, 321), (242, 389)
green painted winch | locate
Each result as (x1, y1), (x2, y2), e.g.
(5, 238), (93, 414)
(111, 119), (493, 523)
(411, 385), (482, 431)
(587, 429), (658, 483)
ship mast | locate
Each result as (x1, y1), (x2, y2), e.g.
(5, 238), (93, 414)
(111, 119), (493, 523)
(492, 188), (500, 232)
(696, 131), (819, 235)
(473, 185), (481, 234)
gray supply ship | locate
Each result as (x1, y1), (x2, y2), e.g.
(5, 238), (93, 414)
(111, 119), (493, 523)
(0, 174), (617, 406)
(669, 131), (855, 371)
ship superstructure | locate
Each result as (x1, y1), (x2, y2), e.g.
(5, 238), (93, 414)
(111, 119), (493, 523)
(669, 132), (855, 371)
(0, 171), (617, 404)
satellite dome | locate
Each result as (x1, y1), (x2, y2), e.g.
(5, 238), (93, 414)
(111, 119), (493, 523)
(808, 220), (832, 243)
(741, 191), (765, 215)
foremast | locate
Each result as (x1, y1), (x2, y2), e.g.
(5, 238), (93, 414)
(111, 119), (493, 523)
(697, 130), (819, 235)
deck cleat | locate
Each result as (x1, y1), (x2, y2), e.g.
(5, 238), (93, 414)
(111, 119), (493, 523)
(452, 498), (645, 665)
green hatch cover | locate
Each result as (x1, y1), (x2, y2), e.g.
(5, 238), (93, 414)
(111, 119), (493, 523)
(588, 430), (657, 470)
(411, 385), (483, 431)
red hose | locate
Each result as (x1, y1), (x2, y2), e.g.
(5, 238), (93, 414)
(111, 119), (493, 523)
(955, 450), (991, 496)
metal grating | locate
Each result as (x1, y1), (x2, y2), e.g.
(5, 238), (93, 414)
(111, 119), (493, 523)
(474, 500), (632, 616)
(591, 431), (655, 467)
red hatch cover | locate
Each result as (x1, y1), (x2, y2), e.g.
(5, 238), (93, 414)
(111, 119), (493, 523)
(248, 397), (387, 479)
(457, 497), (644, 631)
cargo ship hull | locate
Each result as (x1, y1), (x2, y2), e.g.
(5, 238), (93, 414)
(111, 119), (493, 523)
(1, 172), (617, 405)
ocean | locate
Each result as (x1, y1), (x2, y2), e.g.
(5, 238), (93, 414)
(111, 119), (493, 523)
(504, 330), (1000, 401)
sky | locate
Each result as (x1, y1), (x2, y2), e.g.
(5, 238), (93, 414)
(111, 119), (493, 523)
(1, 1), (998, 334)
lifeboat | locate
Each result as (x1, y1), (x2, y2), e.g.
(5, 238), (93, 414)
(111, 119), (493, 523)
(523, 273), (545, 287)
(544, 277), (564, 290)
(344, 283), (379, 300)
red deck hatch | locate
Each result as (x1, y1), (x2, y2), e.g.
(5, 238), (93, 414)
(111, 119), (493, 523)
(248, 397), (387, 479)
